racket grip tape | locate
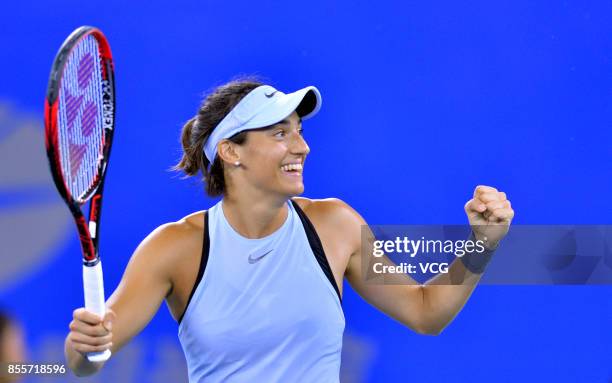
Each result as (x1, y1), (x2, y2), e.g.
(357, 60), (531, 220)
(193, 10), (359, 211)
(83, 262), (112, 362)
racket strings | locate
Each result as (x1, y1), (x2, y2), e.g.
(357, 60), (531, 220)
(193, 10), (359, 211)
(57, 35), (105, 202)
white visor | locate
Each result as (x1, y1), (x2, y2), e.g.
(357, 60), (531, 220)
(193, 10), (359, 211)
(203, 85), (322, 164)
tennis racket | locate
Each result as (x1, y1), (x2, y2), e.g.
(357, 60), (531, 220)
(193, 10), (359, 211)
(44, 26), (116, 363)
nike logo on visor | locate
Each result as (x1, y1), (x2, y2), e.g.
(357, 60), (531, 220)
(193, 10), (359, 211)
(248, 249), (273, 264)
(264, 91), (278, 98)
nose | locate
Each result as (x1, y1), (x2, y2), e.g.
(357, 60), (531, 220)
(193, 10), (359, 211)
(290, 132), (310, 156)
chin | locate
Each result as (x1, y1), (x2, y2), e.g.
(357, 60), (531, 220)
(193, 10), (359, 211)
(293, 184), (305, 196)
(274, 173), (305, 197)
(286, 183), (304, 197)
(279, 182), (304, 198)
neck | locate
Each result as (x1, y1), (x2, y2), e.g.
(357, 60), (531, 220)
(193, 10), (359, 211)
(222, 187), (289, 239)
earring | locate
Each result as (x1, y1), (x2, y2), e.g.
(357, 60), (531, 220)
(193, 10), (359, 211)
(234, 161), (241, 167)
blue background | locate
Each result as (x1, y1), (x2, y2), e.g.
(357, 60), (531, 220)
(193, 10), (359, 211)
(0, 1), (610, 382)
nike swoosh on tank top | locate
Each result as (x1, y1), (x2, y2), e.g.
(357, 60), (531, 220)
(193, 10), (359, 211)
(178, 199), (345, 382)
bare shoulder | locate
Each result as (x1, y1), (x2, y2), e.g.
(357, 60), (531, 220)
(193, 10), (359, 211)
(143, 211), (203, 247)
(291, 197), (365, 250)
(130, 211), (206, 272)
(292, 197), (365, 227)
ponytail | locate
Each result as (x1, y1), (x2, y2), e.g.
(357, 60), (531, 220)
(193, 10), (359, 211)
(174, 117), (204, 176)
(173, 77), (264, 196)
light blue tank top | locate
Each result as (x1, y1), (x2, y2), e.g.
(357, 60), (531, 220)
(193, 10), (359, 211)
(178, 199), (345, 382)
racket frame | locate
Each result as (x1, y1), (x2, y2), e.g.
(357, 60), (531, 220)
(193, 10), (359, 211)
(45, 26), (116, 266)
(44, 26), (116, 363)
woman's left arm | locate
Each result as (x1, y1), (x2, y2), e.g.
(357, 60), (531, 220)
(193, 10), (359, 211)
(342, 185), (514, 335)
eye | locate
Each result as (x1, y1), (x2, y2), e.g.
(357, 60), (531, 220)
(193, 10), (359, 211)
(298, 128), (304, 136)
(274, 130), (286, 138)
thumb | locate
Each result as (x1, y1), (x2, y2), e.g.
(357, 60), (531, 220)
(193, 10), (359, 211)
(103, 309), (116, 331)
(464, 199), (485, 219)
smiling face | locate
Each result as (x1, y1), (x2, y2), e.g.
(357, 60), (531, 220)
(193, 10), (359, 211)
(233, 110), (310, 197)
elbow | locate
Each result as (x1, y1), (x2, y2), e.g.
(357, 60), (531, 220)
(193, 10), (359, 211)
(413, 288), (452, 336)
(414, 325), (444, 336)
(411, 320), (447, 336)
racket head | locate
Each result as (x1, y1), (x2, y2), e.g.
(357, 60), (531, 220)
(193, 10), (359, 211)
(44, 26), (115, 207)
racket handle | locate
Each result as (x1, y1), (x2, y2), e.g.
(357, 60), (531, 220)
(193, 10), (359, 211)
(83, 262), (112, 363)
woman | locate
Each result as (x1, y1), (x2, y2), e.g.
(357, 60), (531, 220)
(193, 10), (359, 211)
(64, 78), (514, 381)
(0, 310), (26, 383)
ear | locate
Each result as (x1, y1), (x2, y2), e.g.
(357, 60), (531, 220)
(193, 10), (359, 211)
(217, 139), (241, 165)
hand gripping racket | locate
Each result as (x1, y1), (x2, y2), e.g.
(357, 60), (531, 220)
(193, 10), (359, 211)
(44, 26), (116, 363)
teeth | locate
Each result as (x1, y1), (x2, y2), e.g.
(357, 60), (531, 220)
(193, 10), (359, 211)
(281, 163), (303, 172)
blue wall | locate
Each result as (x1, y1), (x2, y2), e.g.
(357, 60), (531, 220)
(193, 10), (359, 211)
(0, 1), (610, 382)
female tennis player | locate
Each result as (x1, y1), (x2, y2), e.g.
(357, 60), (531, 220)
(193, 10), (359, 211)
(64, 78), (514, 381)
(0, 310), (26, 382)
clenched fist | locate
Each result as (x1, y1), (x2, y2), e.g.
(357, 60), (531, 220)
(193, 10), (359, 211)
(464, 185), (514, 249)
(66, 308), (115, 356)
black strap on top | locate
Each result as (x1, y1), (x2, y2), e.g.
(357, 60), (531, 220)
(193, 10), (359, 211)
(290, 199), (342, 304)
(178, 211), (210, 325)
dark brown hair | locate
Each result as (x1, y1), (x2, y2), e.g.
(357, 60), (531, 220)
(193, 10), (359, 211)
(0, 311), (11, 360)
(174, 77), (264, 196)
(0, 312), (8, 339)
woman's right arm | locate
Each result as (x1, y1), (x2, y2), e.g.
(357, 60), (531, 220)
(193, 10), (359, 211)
(64, 222), (184, 376)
